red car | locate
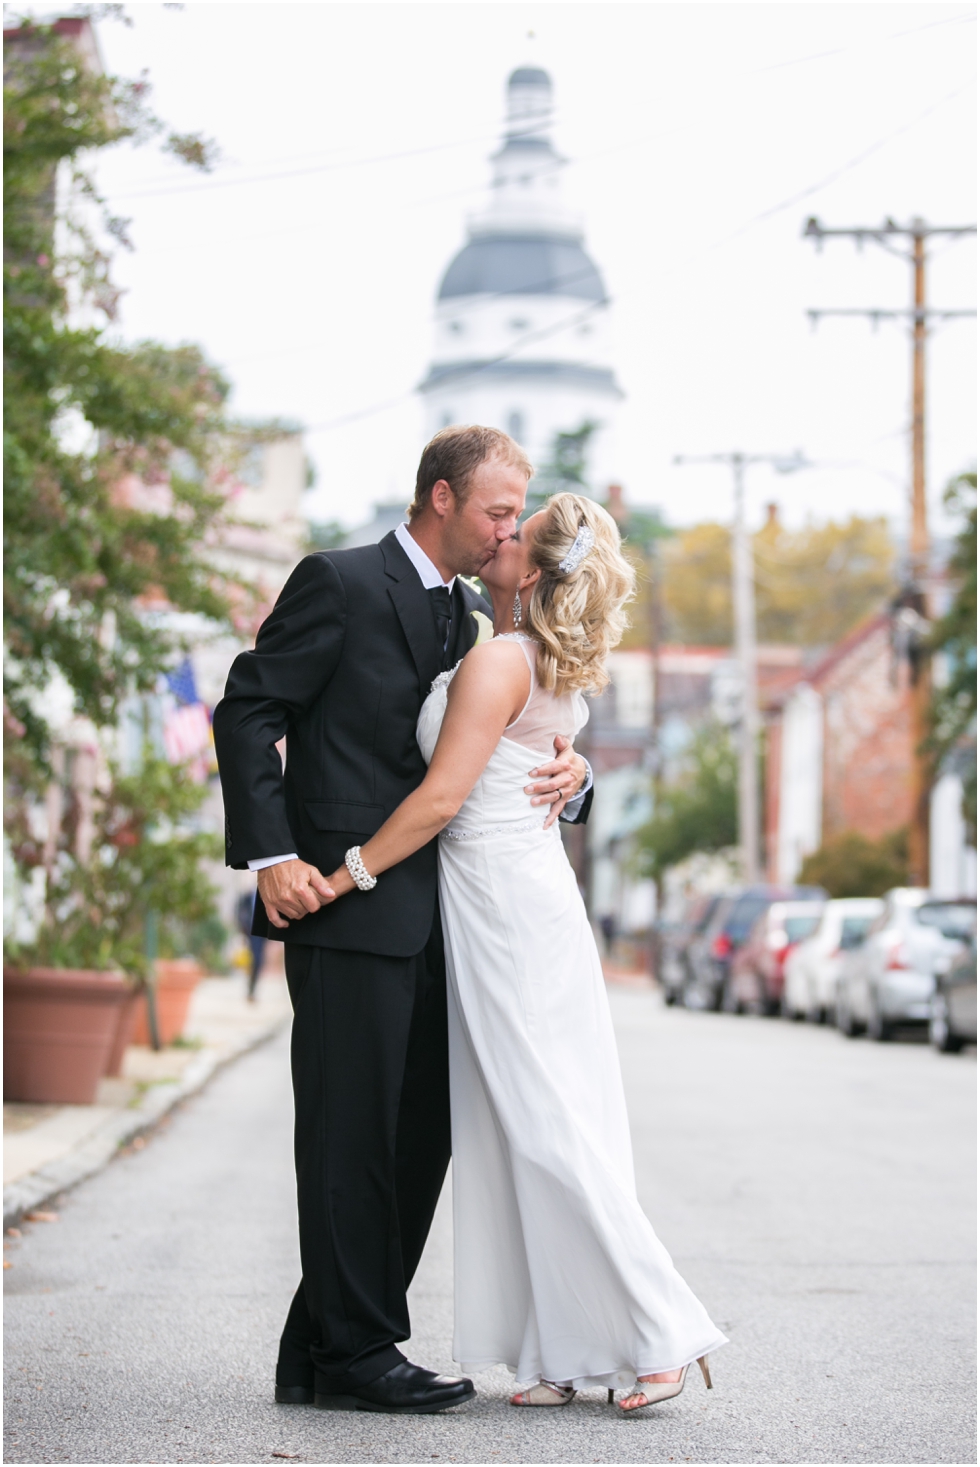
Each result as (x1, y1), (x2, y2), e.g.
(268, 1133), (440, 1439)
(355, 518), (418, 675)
(726, 901), (825, 1015)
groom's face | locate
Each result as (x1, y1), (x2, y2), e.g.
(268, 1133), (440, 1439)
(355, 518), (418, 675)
(441, 456), (528, 577)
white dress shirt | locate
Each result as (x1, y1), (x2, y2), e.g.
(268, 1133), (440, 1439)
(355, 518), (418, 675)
(247, 522), (589, 870)
(394, 520), (455, 591)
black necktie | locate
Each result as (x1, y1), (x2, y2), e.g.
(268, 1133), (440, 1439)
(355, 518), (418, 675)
(428, 585), (453, 665)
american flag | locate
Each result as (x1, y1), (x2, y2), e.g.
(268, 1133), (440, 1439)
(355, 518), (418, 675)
(165, 658), (199, 706)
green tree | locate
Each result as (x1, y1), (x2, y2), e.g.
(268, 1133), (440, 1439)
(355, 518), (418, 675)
(5, 746), (222, 978)
(4, 19), (233, 767)
(635, 724), (737, 879)
(661, 514), (896, 647)
(798, 829), (909, 898)
(527, 420), (598, 509)
(4, 19), (237, 973)
(928, 471), (977, 841)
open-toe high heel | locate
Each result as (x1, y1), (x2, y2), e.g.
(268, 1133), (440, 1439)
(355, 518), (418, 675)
(511, 1381), (577, 1407)
(617, 1355), (712, 1412)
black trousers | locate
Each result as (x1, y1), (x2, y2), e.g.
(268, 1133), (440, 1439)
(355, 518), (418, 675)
(276, 920), (451, 1392)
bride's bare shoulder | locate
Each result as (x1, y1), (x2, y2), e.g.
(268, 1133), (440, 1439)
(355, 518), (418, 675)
(451, 637), (530, 693)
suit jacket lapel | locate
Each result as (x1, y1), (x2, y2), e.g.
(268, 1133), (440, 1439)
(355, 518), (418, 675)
(380, 531), (442, 693)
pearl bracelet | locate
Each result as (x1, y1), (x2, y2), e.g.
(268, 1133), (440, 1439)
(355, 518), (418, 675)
(345, 846), (377, 891)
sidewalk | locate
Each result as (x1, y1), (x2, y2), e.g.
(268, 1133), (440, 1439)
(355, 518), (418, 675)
(3, 968), (292, 1231)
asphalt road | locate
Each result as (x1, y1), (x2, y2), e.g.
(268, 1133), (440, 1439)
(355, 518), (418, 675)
(4, 991), (976, 1465)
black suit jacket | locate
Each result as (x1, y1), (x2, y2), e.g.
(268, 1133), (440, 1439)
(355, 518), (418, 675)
(212, 529), (592, 957)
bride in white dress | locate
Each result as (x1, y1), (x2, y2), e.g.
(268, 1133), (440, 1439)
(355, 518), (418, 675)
(323, 493), (727, 1412)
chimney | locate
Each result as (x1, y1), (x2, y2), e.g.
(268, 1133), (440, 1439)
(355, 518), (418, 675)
(605, 484), (627, 523)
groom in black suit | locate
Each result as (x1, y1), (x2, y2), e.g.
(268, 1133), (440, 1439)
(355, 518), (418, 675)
(213, 426), (592, 1414)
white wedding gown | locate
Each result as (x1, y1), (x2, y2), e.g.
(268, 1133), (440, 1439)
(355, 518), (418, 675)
(416, 634), (727, 1390)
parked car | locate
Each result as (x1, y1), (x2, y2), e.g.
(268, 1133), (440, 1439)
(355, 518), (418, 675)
(684, 885), (824, 1010)
(930, 938), (977, 1053)
(783, 898), (884, 1022)
(657, 893), (725, 1006)
(727, 901), (825, 1015)
(835, 890), (977, 1040)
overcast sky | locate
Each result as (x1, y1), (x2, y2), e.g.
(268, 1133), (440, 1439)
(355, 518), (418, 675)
(63, 4), (979, 535)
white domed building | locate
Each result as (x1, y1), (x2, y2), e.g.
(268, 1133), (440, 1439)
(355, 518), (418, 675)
(419, 67), (622, 487)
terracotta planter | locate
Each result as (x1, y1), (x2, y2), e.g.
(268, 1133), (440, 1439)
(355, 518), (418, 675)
(104, 986), (141, 1077)
(3, 967), (127, 1105)
(131, 959), (204, 1047)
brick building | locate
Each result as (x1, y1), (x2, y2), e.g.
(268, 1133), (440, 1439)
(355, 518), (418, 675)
(765, 614), (915, 884)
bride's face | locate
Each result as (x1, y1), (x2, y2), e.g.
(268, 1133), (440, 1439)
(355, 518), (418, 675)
(481, 511), (544, 597)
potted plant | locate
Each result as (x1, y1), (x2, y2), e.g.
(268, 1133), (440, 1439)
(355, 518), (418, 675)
(4, 750), (222, 1102)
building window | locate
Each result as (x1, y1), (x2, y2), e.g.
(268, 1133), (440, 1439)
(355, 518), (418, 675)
(507, 412), (524, 443)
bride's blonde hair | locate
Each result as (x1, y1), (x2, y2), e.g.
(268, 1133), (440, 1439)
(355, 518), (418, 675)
(525, 493), (636, 695)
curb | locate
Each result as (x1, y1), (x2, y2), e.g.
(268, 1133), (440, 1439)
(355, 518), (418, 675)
(3, 1014), (289, 1231)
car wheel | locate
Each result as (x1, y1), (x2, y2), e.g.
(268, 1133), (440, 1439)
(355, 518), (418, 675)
(663, 989), (677, 1007)
(837, 999), (861, 1038)
(930, 994), (965, 1054)
(867, 1000), (892, 1043)
(806, 1004), (825, 1025)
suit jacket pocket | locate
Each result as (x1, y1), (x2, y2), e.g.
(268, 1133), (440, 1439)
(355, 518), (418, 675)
(305, 800), (386, 835)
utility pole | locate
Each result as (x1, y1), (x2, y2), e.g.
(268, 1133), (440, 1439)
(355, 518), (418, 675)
(674, 451), (810, 884)
(804, 216), (976, 886)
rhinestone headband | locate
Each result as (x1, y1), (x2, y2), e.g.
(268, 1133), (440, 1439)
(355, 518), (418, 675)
(558, 523), (596, 575)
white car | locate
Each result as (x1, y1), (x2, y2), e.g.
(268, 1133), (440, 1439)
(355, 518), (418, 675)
(836, 889), (977, 1041)
(783, 898), (883, 1022)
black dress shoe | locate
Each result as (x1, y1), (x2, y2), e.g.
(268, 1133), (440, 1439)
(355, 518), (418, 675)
(314, 1360), (476, 1414)
(275, 1384), (314, 1405)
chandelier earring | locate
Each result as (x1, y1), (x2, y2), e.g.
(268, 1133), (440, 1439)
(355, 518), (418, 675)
(512, 592), (523, 628)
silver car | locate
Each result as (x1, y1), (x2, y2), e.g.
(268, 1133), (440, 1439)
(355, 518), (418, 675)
(783, 897), (883, 1022)
(836, 889), (978, 1041)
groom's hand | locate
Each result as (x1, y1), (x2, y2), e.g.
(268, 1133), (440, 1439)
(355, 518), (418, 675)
(526, 735), (588, 829)
(257, 859), (335, 929)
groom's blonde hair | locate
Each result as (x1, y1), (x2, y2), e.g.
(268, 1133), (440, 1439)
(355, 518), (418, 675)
(526, 493), (636, 695)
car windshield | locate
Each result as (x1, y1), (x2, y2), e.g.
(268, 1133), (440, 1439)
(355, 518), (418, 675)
(915, 903), (977, 940)
(840, 915), (874, 949)
(785, 914), (821, 943)
(727, 897), (770, 942)
(695, 897), (722, 933)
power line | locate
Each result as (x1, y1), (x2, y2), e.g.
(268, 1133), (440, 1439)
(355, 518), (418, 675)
(299, 300), (606, 435)
(102, 121), (515, 202)
(750, 7), (975, 75)
(698, 82), (976, 250)
(98, 8), (975, 203)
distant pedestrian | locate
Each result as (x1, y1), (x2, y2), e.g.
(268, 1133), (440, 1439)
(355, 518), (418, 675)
(235, 890), (265, 1002)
